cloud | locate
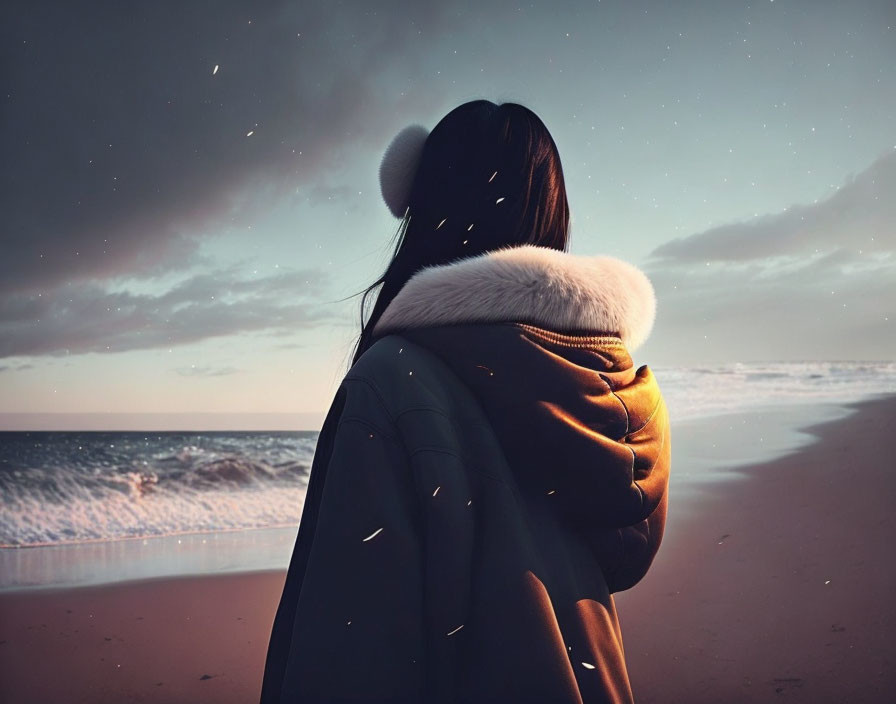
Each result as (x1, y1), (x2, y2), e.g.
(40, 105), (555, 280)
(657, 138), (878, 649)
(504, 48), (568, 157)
(173, 365), (242, 378)
(0, 362), (34, 373)
(0, 266), (336, 358)
(1, 1), (466, 294)
(650, 150), (895, 263)
(641, 151), (896, 364)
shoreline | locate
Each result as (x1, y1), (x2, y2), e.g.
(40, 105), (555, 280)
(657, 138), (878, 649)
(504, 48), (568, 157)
(0, 393), (893, 702)
(0, 525), (299, 594)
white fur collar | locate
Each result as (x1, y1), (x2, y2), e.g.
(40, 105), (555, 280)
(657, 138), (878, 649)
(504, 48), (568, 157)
(372, 244), (656, 351)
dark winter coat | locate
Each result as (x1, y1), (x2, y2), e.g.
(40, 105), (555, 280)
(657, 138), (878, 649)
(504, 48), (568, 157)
(260, 244), (670, 704)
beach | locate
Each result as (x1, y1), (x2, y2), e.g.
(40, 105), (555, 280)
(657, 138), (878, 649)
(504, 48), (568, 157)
(615, 392), (896, 703)
(0, 570), (284, 704)
(1, 394), (894, 703)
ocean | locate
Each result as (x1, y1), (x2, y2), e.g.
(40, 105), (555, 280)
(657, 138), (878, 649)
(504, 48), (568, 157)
(1, 360), (894, 588)
(0, 430), (316, 548)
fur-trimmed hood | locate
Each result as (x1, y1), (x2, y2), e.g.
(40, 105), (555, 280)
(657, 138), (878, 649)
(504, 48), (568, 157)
(371, 244), (656, 351)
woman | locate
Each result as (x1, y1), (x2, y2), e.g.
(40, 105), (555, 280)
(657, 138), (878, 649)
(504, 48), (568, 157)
(260, 100), (670, 704)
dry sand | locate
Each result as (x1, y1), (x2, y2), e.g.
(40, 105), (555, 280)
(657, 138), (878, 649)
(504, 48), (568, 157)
(1, 394), (893, 703)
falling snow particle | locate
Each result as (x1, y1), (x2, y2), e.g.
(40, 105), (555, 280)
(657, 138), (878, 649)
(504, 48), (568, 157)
(467, 499), (472, 506)
(436, 218), (447, 229)
(547, 490), (555, 495)
(489, 171), (498, 182)
(496, 197), (505, 204)
(582, 662), (596, 670)
(246, 130), (254, 137)
(213, 64), (219, 74)
(446, 624), (464, 636)
(433, 486), (441, 497)
(362, 527), (384, 542)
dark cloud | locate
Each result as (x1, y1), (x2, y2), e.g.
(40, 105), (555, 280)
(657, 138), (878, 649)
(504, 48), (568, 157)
(1, 1), (465, 294)
(173, 365), (242, 378)
(642, 151), (896, 364)
(0, 266), (335, 358)
(649, 150), (895, 263)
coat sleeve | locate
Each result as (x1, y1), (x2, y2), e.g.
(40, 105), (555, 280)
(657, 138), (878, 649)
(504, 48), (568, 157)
(581, 377), (671, 594)
(259, 377), (425, 703)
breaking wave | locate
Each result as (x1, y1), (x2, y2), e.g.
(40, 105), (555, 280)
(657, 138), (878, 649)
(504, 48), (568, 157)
(0, 432), (316, 547)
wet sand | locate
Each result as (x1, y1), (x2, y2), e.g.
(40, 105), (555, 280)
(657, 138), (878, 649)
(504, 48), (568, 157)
(615, 393), (896, 703)
(0, 570), (285, 704)
(1, 394), (894, 703)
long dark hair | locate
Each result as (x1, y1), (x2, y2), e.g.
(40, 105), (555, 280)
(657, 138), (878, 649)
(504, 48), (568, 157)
(345, 100), (570, 372)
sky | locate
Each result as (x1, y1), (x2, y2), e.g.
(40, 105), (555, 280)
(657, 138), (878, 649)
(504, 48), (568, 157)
(1, 0), (894, 430)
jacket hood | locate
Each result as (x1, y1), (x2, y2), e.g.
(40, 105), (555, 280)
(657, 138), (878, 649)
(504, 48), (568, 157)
(369, 244), (668, 532)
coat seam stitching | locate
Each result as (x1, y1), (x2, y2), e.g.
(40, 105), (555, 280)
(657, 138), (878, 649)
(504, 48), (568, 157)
(336, 415), (401, 443)
(342, 374), (397, 423)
